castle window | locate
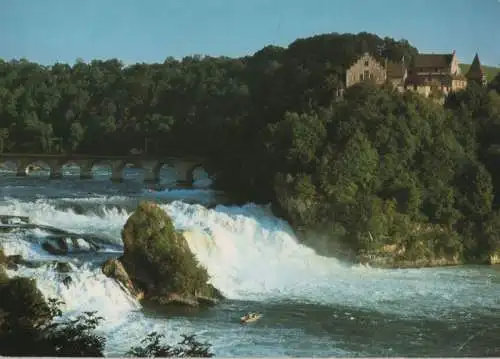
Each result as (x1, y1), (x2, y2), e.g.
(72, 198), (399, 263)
(364, 70), (370, 80)
(364, 60), (369, 66)
(360, 73), (364, 81)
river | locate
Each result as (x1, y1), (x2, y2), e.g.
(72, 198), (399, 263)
(0, 164), (499, 356)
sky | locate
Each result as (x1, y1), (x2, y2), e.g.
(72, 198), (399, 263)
(1, 0), (499, 67)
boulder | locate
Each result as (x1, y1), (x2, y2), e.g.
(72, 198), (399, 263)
(4, 255), (54, 271)
(41, 238), (69, 255)
(41, 236), (96, 256)
(104, 201), (222, 307)
(102, 258), (144, 300)
(489, 251), (500, 264)
(6, 262), (18, 271)
(6, 255), (23, 265)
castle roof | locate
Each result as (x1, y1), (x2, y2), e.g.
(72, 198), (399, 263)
(413, 53), (454, 69)
(466, 53), (485, 80)
(386, 61), (406, 79)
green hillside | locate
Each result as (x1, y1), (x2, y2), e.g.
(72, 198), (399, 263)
(460, 63), (500, 82)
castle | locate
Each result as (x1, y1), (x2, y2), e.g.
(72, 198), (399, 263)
(344, 51), (487, 97)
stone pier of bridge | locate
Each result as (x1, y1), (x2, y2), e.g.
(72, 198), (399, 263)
(0, 154), (209, 186)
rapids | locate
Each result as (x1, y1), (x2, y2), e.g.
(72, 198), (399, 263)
(0, 165), (499, 356)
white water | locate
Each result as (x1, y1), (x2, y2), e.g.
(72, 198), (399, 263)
(1, 195), (500, 355)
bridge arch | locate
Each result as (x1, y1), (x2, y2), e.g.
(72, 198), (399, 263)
(0, 154), (211, 185)
(119, 160), (147, 182)
(151, 161), (211, 187)
(150, 162), (173, 184)
(0, 159), (17, 175)
(61, 161), (81, 177)
(89, 159), (147, 182)
(184, 163), (207, 186)
(90, 160), (114, 180)
(190, 164), (213, 188)
(22, 160), (51, 178)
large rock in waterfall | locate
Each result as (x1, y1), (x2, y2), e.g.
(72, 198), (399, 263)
(102, 258), (144, 300)
(102, 201), (223, 307)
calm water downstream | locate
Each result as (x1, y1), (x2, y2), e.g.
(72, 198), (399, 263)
(0, 165), (499, 356)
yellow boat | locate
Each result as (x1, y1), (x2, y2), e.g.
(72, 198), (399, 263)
(240, 312), (262, 324)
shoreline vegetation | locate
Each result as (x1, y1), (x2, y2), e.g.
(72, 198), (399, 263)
(0, 31), (500, 269)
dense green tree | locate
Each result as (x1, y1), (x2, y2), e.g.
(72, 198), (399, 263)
(489, 72), (500, 94)
(1, 31), (499, 263)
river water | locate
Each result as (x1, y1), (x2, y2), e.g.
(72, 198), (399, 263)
(0, 164), (499, 357)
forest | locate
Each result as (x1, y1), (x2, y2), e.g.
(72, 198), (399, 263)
(1, 31), (500, 265)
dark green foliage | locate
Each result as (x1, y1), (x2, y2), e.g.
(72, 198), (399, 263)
(42, 310), (106, 357)
(0, 279), (215, 357)
(265, 79), (500, 262)
(127, 332), (214, 358)
(1, 31), (500, 263)
(0, 277), (51, 332)
(489, 72), (500, 94)
(0, 280), (105, 357)
(483, 210), (500, 252)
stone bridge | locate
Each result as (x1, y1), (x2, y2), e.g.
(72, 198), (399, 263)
(0, 153), (212, 185)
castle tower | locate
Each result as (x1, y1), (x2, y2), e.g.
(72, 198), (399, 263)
(465, 53), (487, 86)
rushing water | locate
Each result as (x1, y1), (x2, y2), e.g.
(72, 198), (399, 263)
(0, 164), (500, 356)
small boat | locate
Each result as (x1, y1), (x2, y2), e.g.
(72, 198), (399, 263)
(240, 312), (262, 324)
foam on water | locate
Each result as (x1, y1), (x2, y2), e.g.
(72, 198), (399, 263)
(141, 187), (218, 204)
(58, 195), (132, 203)
(0, 197), (129, 244)
(2, 194), (500, 355)
(165, 202), (500, 317)
(6, 263), (141, 321)
(1, 196), (499, 321)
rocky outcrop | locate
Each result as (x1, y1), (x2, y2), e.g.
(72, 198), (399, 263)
(489, 251), (500, 265)
(0, 217), (101, 255)
(0, 250), (74, 289)
(0, 249), (52, 335)
(102, 201), (223, 307)
(102, 258), (144, 300)
(357, 241), (462, 269)
(2, 255), (51, 271)
(358, 254), (462, 268)
(41, 236), (98, 255)
(0, 252), (73, 273)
